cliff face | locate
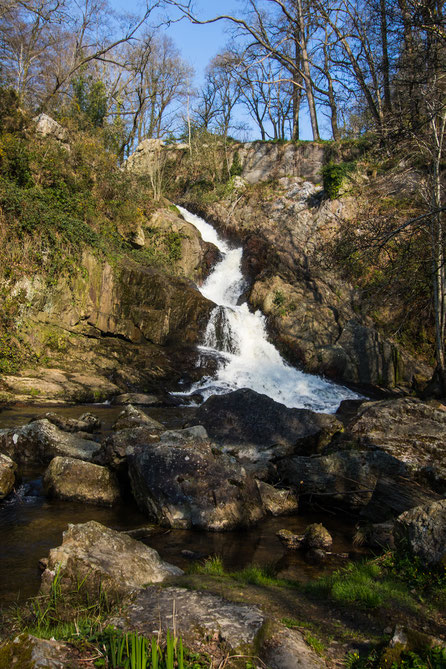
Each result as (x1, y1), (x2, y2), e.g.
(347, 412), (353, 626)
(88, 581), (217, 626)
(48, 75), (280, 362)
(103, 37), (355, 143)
(0, 207), (215, 404)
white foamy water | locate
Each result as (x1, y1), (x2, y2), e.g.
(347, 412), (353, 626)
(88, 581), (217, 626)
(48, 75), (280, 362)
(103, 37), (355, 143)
(176, 205), (361, 412)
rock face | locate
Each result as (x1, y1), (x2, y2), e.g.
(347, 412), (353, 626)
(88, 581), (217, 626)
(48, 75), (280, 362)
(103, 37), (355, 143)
(1, 239), (214, 403)
(41, 521), (182, 599)
(0, 454), (16, 500)
(256, 480), (299, 516)
(116, 586), (265, 650)
(0, 419), (100, 465)
(196, 389), (343, 457)
(43, 457), (120, 506)
(98, 425), (168, 474)
(33, 113), (68, 143)
(394, 499), (446, 565)
(261, 626), (325, 669)
(239, 141), (325, 184)
(128, 426), (265, 530)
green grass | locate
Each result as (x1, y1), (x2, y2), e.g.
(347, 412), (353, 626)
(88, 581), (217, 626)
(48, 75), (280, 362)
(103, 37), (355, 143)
(305, 560), (417, 610)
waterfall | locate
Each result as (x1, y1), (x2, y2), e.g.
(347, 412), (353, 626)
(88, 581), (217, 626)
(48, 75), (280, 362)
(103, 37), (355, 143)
(176, 205), (361, 413)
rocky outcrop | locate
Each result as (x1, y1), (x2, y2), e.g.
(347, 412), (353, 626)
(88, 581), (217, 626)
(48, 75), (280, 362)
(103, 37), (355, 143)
(0, 454), (16, 500)
(196, 389), (342, 458)
(128, 426), (265, 530)
(0, 419), (100, 465)
(43, 457), (120, 506)
(1, 249), (214, 403)
(33, 113), (68, 143)
(278, 441), (442, 522)
(40, 521), (182, 599)
(394, 499), (446, 566)
(238, 141), (325, 184)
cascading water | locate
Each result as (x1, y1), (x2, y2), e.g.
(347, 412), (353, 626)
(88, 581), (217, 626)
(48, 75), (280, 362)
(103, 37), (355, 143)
(177, 205), (361, 413)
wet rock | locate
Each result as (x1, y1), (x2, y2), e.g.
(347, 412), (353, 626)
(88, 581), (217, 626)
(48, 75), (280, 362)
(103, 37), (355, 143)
(394, 499), (446, 566)
(113, 586), (265, 650)
(0, 633), (76, 668)
(256, 480), (299, 516)
(128, 427), (264, 530)
(196, 389), (342, 457)
(41, 521), (182, 599)
(0, 419), (100, 465)
(112, 404), (164, 431)
(342, 398), (446, 492)
(0, 453), (16, 500)
(32, 411), (101, 433)
(277, 529), (303, 550)
(43, 457), (120, 506)
(303, 523), (332, 550)
(260, 626), (325, 669)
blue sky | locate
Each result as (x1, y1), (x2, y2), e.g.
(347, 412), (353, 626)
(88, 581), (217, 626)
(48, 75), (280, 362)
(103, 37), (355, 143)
(113, 0), (315, 140)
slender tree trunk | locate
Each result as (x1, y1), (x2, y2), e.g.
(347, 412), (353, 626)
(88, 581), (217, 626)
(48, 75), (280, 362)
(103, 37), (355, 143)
(380, 0), (392, 115)
(295, 0), (320, 140)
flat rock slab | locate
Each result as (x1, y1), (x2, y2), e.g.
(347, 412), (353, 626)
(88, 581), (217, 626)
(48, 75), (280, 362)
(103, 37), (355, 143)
(119, 586), (265, 649)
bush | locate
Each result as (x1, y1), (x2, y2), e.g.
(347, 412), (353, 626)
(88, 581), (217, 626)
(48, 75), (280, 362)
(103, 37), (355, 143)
(321, 161), (355, 199)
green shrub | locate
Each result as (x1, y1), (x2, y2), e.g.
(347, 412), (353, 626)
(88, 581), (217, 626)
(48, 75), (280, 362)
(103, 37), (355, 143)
(321, 161), (356, 199)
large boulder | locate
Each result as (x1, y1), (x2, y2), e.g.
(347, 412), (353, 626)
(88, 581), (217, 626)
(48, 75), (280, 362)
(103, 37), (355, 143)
(394, 499), (446, 566)
(0, 453), (16, 500)
(0, 419), (100, 466)
(343, 397), (446, 492)
(128, 426), (265, 530)
(0, 633), (78, 668)
(40, 521), (182, 599)
(277, 450), (441, 521)
(43, 457), (120, 506)
(196, 389), (342, 458)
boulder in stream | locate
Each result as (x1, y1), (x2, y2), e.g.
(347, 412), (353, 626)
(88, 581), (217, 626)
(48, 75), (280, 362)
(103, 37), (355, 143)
(43, 457), (120, 506)
(40, 520), (182, 600)
(112, 404), (164, 431)
(0, 419), (100, 465)
(196, 388), (343, 457)
(128, 426), (265, 530)
(0, 453), (17, 500)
